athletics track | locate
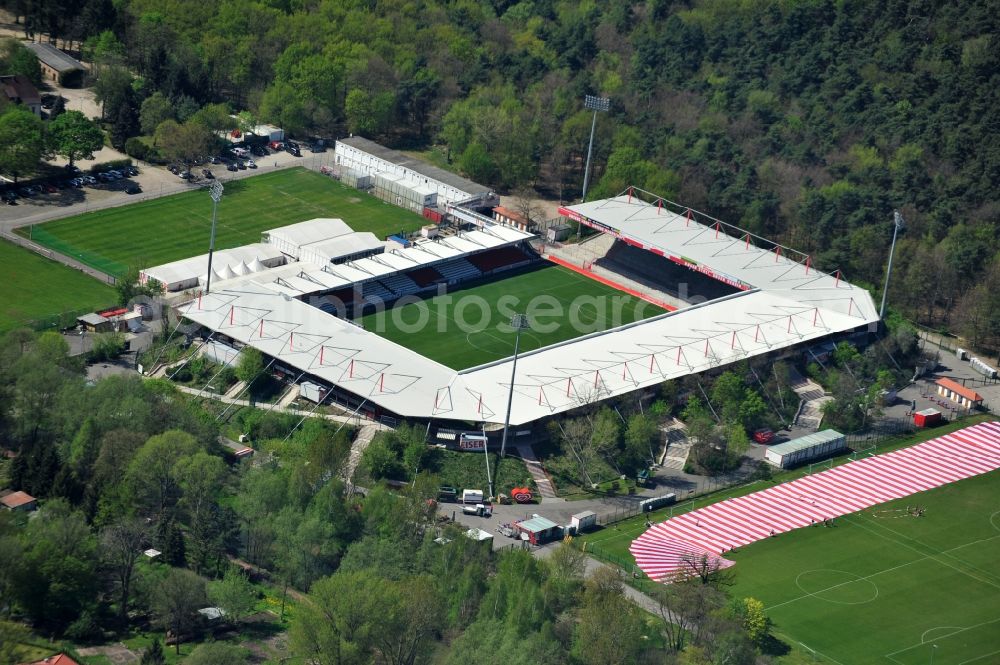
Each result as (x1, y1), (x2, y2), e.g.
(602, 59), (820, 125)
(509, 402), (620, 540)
(630, 421), (1000, 581)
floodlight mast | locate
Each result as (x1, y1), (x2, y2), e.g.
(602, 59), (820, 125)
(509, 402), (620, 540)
(578, 95), (611, 240)
(498, 314), (530, 460)
(879, 210), (904, 320)
(204, 181), (225, 294)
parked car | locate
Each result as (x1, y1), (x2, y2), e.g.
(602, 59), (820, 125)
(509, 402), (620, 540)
(251, 144), (267, 156)
(246, 159), (256, 169)
(64, 164), (81, 174)
(226, 162), (238, 172)
(210, 156), (221, 164)
(202, 169), (214, 179)
(43, 182), (58, 193)
(309, 141), (326, 153)
(237, 161), (247, 170)
(752, 428), (775, 444)
(125, 183), (142, 195)
(269, 140), (283, 151)
(2, 190), (17, 204)
(19, 187), (34, 197)
(83, 175), (97, 185)
(286, 143), (301, 156)
(126, 166), (139, 176)
(168, 164), (180, 174)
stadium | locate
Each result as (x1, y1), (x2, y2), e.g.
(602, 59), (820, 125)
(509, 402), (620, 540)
(163, 184), (879, 434)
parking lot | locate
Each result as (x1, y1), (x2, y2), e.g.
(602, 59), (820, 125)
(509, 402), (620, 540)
(0, 141), (333, 233)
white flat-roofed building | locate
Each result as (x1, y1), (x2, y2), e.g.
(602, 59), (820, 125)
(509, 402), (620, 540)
(336, 136), (494, 207)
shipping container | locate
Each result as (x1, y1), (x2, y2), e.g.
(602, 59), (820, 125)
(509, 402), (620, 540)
(914, 408), (942, 428)
(970, 357), (998, 379)
(570, 511), (597, 533)
(299, 381), (329, 403)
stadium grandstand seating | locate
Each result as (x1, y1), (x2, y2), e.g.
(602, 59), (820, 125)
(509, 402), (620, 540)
(328, 287), (356, 305)
(407, 266), (444, 287)
(467, 245), (533, 273)
(379, 273), (421, 297)
(598, 240), (739, 302)
(435, 257), (481, 282)
(362, 281), (396, 305)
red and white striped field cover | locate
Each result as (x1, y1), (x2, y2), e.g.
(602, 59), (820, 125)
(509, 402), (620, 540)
(631, 421), (1000, 581)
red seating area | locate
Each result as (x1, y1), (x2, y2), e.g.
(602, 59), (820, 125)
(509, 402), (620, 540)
(406, 266), (444, 287)
(468, 246), (529, 273)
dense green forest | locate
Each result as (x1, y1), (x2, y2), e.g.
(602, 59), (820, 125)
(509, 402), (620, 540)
(3, 0), (999, 346)
(0, 329), (776, 664)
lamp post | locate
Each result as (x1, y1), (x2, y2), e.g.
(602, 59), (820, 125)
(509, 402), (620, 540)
(499, 314), (530, 460)
(204, 181), (225, 293)
(879, 210), (904, 320)
(578, 95), (610, 239)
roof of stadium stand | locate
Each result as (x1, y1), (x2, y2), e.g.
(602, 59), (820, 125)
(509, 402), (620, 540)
(179, 193), (878, 426)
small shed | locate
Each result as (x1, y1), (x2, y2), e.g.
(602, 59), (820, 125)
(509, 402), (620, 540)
(547, 223), (573, 242)
(513, 515), (561, 545)
(764, 429), (846, 469)
(78, 312), (112, 333)
(914, 408), (943, 428)
(1, 490), (37, 512)
(935, 378), (983, 409)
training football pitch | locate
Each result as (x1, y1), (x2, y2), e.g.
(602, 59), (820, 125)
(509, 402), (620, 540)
(577, 417), (1000, 665)
(727, 468), (1000, 665)
(358, 264), (666, 370)
(20, 168), (425, 277)
(0, 240), (115, 332)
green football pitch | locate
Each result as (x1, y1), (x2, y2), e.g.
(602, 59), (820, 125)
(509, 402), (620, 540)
(358, 264), (666, 370)
(0, 240), (114, 333)
(577, 416), (1000, 665)
(729, 468), (1000, 665)
(20, 168), (426, 278)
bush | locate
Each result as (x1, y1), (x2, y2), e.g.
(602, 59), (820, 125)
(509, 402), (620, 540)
(124, 136), (148, 160)
(90, 332), (126, 362)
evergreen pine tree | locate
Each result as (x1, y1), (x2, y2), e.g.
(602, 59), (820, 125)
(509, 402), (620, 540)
(140, 637), (166, 665)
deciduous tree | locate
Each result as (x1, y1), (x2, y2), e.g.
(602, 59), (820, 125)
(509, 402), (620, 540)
(48, 110), (104, 167)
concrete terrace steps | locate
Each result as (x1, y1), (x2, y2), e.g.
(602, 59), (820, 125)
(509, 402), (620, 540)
(344, 424), (381, 482)
(788, 373), (831, 430)
(514, 444), (558, 498)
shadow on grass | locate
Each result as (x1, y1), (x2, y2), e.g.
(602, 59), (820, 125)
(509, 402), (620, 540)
(759, 633), (791, 657)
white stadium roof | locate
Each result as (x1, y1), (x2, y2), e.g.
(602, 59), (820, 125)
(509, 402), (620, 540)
(178, 194), (878, 426)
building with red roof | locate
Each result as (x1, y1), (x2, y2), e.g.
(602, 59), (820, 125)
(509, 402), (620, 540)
(1, 490), (37, 512)
(935, 377), (983, 409)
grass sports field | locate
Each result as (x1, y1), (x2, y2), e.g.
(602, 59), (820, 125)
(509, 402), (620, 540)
(578, 416), (1000, 664)
(21, 168), (425, 277)
(358, 264), (666, 369)
(727, 469), (1000, 665)
(0, 240), (114, 333)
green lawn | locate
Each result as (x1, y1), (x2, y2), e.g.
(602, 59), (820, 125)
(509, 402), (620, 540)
(359, 264), (666, 369)
(21, 168), (426, 277)
(0, 240), (115, 333)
